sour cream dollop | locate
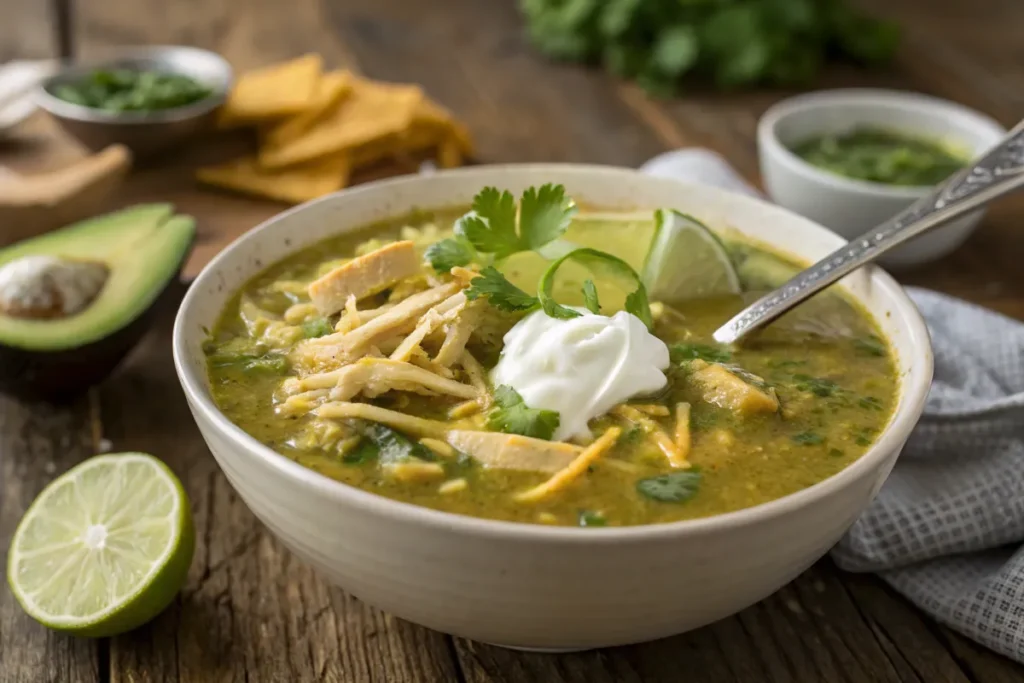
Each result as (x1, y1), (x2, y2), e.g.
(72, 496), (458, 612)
(491, 308), (670, 441)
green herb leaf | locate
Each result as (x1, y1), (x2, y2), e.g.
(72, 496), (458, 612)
(425, 238), (475, 273)
(578, 509), (608, 527)
(487, 385), (561, 440)
(582, 280), (601, 314)
(793, 374), (840, 397)
(652, 25), (699, 77)
(465, 266), (540, 312)
(539, 247), (654, 330)
(361, 423), (436, 463)
(792, 431), (825, 446)
(858, 396), (884, 411)
(519, 183), (578, 251)
(301, 318), (334, 339)
(853, 335), (886, 357)
(455, 187), (521, 258)
(636, 470), (702, 503)
(669, 342), (732, 364)
(342, 439), (379, 464)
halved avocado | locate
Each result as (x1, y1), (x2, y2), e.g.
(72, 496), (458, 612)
(0, 204), (195, 399)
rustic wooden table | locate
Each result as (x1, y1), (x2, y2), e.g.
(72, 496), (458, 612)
(3, 0), (1024, 681)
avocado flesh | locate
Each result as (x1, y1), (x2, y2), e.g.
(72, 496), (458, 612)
(0, 204), (195, 351)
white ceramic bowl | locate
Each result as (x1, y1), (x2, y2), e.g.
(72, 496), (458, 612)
(758, 89), (1006, 269)
(173, 165), (933, 651)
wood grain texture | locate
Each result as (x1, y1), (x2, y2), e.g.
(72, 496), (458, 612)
(2, 0), (1024, 680)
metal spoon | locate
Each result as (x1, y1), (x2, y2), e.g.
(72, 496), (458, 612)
(713, 118), (1024, 345)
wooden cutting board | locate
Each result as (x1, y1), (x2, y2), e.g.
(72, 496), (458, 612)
(1, 112), (438, 279)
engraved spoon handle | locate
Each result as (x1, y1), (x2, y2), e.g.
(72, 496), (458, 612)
(714, 118), (1024, 345)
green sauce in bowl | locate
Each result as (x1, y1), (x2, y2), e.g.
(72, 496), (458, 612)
(792, 127), (968, 187)
(52, 69), (212, 113)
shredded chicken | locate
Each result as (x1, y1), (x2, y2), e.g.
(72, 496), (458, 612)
(335, 302), (394, 333)
(390, 292), (465, 362)
(435, 299), (480, 367)
(448, 399), (482, 419)
(384, 461), (446, 483)
(284, 358), (478, 404)
(447, 431), (581, 473)
(316, 402), (449, 438)
(438, 478), (468, 495)
(419, 438), (456, 458)
(308, 240), (420, 315)
(633, 404), (670, 417)
(613, 404), (689, 469)
(284, 302), (321, 325)
(514, 427), (622, 503)
(689, 360), (779, 415)
(459, 350), (488, 396)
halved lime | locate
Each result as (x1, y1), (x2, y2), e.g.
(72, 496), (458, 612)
(7, 453), (193, 637)
(641, 209), (741, 302)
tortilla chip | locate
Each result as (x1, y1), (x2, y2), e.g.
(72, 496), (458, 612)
(262, 70), (353, 148)
(438, 135), (463, 169)
(218, 54), (323, 127)
(414, 99), (473, 156)
(259, 77), (423, 169)
(196, 154), (350, 204)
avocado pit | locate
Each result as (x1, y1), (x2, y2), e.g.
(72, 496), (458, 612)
(0, 255), (109, 320)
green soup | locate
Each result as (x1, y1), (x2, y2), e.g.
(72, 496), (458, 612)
(204, 206), (898, 527)
(792, 127), (968, 187)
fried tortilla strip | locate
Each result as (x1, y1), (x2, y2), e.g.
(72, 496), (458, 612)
(447, 431), (581, 474)
(316, 402), (448, 438)
(308, 241), (420, 315)
(613, 404), (689, 469)
(262, 70), (353, 148)
(259, 78), (424, 169)
(513, 427), (622, 503)
(196, 154), (349, 204)
(217, 54), (322, 127)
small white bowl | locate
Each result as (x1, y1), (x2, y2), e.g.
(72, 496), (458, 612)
(758, 89), (1006, 269)
(173, 165), (932, 651)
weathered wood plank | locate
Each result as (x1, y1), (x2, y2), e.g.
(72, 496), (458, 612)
(0, 395), (103, 683)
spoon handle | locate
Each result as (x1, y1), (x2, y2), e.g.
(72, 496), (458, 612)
(713, 118), (1024, 345)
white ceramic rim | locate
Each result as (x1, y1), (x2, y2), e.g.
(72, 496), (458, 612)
(36, 45), (233, 125)
(758, 88), (1007, 200)
(173, 163), (934, 545)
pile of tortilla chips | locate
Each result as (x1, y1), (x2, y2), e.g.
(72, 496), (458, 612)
(196, 54), (473, 204)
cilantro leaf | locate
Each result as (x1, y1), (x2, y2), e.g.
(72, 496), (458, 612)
(669, 342), (732, 364)
(465, 266), (539, 312)
(301, 317), (334, 339)
(519, 183), (577, 251)
(582, 280), (601, 314)
(425, 238), (474, 273)
(361, 423), (437, 463)
(455, 187), (521, 258)
(487, 385), (560, 440)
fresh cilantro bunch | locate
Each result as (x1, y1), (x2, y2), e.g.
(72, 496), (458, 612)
(424, 184), (577, 272)
(519, 0), (899, 93)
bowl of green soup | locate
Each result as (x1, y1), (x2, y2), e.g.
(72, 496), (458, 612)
(758, 89), (1006, 268)
(38, 46), (232, 157)
(173, 164), (932, 650)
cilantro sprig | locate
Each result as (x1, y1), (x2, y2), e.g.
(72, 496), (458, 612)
(487, 385), (561, 440)
(454, 183), (577, 260)
(464, 266), (540, 312)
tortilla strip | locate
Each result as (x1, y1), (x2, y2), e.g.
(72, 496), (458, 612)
(513, 427), (622, 503)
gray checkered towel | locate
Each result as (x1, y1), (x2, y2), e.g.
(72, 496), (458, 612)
(641, 150), (1024, 663)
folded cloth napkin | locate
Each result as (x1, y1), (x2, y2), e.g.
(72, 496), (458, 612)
(641, 149), (1024, 663)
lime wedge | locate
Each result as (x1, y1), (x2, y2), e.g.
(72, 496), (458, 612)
(7, 453), (193, 637)
(641, 209), (741, 302)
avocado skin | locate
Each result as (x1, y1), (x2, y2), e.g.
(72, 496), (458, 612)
(0, 243), (192, 402)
